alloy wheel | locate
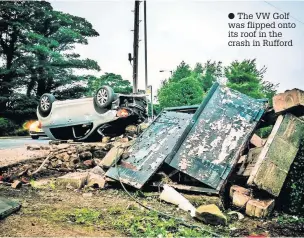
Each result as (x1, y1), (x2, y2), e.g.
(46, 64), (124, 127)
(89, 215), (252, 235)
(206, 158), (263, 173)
(41, 96), (50, 111)
(97, 88), (108, 105)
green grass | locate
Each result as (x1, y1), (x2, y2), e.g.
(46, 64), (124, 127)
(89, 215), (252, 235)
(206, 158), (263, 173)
(69, 208), (102, 225)
(65, 206), (214, 237)
(277, 214), (304, 225)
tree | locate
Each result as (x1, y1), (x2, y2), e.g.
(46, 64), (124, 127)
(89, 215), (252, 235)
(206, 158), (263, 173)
(87, 73), (132, 96)
(193, 61), (223, 93)
(22, 7), (100, 97)
(169, 61), (192, 83)
(224, 59), (278, 103)
(0, 1), (45, 111)
(0, 1), (100, 121)
(158, 77), (203, 108)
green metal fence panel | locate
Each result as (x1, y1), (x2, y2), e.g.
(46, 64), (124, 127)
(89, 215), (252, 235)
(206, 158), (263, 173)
(106, 110), (194, 189)
(167, 83), (267, 191)
(0, 197), (21, 219)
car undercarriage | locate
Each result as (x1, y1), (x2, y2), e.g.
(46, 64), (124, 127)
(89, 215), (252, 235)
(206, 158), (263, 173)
(37, 86), (148, 141)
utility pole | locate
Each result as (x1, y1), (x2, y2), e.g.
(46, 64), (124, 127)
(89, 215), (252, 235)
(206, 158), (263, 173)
(132, 0), (140, 93)
(144, 0), (148, 90)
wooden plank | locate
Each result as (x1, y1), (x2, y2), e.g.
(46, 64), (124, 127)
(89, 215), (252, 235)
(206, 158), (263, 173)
(237, 147), (262, 176)
(151, 182), (219, 195)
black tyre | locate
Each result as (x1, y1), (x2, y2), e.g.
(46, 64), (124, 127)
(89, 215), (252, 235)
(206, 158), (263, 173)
(94, 86), (115, 108)
(31, 135), (39, 139)
(38, 93), (56, 117)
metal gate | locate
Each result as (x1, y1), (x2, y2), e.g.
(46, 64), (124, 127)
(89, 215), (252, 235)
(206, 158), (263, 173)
(166, 83), (267, 190)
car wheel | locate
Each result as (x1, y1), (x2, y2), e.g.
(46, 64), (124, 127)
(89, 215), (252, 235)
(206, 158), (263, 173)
(31, 135), (39, 139)
(38, 93), (56, 117)
(94, 86), (115, 108)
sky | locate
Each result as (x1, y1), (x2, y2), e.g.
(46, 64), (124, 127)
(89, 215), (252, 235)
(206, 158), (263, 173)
(51, 1), (304, 95)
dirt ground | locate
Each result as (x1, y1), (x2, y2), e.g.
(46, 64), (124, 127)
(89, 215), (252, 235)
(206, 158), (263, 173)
(1, 181), (303, 237)
(0, 147), (49, 168)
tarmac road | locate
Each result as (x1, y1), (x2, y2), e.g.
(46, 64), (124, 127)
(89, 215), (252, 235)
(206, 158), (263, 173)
(0, 136), (50, 150)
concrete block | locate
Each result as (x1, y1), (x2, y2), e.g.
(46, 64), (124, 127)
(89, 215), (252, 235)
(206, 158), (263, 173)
(56, 172), (88, 189)
(87, 172), (106, 189)
(229, 185), (250, 199)
(245, 198), (275, 218)
(100, 147), (124, 168)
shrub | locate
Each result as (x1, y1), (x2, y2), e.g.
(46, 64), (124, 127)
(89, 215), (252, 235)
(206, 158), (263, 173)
(0, 118), (18, 136)
(158, 77), (204, 108)
(13, 128), (29, 136)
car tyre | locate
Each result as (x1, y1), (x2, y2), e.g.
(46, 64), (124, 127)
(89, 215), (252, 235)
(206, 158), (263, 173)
(31, 135), (39, 139)
(38, 93), (56, 117)
(94, 86), (115, 109)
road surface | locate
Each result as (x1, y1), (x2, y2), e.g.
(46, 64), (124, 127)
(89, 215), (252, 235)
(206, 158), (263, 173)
(0, 137), (50, 150)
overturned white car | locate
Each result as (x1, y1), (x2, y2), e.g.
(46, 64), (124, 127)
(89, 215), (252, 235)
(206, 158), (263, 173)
(37, 86), (148, 141)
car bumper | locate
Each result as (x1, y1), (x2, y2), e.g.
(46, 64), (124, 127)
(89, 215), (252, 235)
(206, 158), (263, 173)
(29, 131), (46, 136)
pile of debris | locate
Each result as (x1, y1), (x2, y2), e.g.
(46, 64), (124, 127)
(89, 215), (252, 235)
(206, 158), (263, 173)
(1, 83), (303, 226)
(103, 84), (304, 219)
(0, 125), (145, 186)
(230, 89), (304, 217)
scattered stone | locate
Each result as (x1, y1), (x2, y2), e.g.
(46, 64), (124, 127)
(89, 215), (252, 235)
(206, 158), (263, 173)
(138, 122), (149, 133)
(56, 152), (70, 161)
(57, 144), (70, 150)
(102, 136), (111, 143)
(118, 137), (129, 143)
(27, 145), (40, 151)
(67, 139), (74, 143)
(40, 145), (50, 150)
(79, 151), (92, 161)
(91, 166), (105, 176)
(100, 146), (124, 168)
(87, 172), (106, 189)
(49, 140), (60, 145)
(83, 159), (95, 168)
(21, 177), (29, 184)
(245, 199), (275, 218)
(125, 125), (138, 136)
(101, 143), (112, 151)
(195, 204), (227, 226)
(11, 180), (22, 189)
(228, 211), (245, 220)
(70, 154), (79, 163)
(93, 150), (107, 158)
(56, 172), (88, 189)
